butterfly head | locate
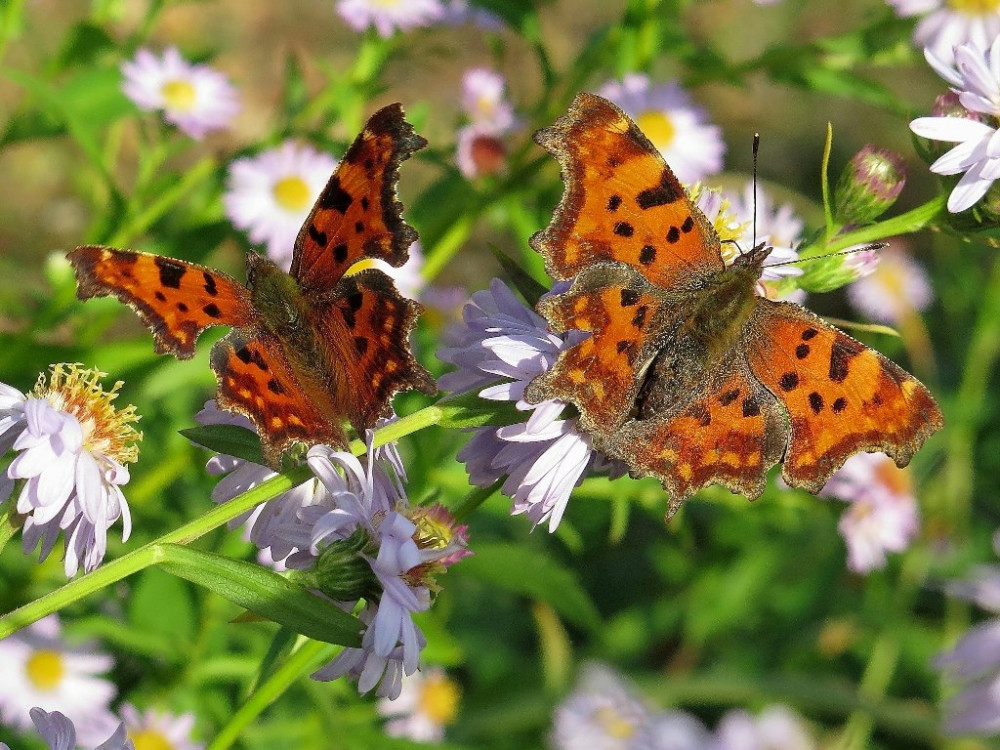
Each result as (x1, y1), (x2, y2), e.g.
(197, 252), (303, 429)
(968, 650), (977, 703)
(729, 241), (774, 276)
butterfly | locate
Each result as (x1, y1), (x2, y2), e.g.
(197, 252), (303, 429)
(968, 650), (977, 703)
(69, 103), (437, 469)
(524, 93), (943, 515)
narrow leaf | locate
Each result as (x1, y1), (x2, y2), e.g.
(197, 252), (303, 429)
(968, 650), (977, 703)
(180, 424), (265, 466)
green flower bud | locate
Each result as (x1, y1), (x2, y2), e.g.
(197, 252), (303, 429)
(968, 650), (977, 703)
(797, 245), (881, 294)
(833, 146), (907, 225)
(290, 528), (379, 602)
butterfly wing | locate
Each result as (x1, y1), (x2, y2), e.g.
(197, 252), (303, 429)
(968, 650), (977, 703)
(290, 104), (427, 294)
(211, 329), (347, 468)
(68, 246), (255, 358)
(744, 299), (943, 493)
(313, 268), (437, 434)
(605, 357), (787, 516)
(531, 92), (726, 287)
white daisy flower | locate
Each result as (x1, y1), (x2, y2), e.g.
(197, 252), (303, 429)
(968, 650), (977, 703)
(551, 664), (655, 749)
(437, 279), (624, 532)
(846, 246), (933, 325)
(1, 364), (140, 577)
(120, 47), (239, 140)
(887, 0), (1000, 66)
(820, 453), (920, 573)
(713, 705), (817, 749)
(223, 141), (339, 268)
(598, 73), (725, 183)
(377, 668), (461, 742)
(912, 38), (1000, 212)
(0, 616), (118, 746)
(119, 703), (202, 750)
(462, 68), (515, 131)
(336, 0), (444, 37)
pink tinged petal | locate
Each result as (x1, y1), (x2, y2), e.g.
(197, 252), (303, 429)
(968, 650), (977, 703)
(910, 116), (994, 142)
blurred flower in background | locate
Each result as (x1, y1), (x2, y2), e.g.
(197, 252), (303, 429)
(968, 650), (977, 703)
(598, 74), (725, 183)
(120, 47), (239, 140)
(846, 246), (933, 325)
(887, 0), (1000, 65)
(224, 141), (339, 268)
(820, 453), (919, 573)
(336, 0), (444, 37)
(0, 616), (117, 746)
(0, 364), (140, 577)
(456, 68), (518, 179)
(119, 703), (202, 750)
(377, 667), (461, 742)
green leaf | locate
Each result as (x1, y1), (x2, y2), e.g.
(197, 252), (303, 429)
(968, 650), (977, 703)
(491, 246), (548, 308)
(180, 424), (266, 466)
(127, 568), (196, 645)
(458, 542), (602, 631)
(436, 391), (527, 429)
(157, 544), (363, 647)
(56, 21), (115, 69)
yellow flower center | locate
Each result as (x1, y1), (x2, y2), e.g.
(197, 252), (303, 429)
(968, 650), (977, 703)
(419, 672), (460, 725)
(948, 0), (1000, 13)
(636, 110), (676, 151)
(595, 706), (636, 739)
(273, 176), (312, 212)
(25, 650), (65, 691)
(161, 80), (197, 112)
(129, 728), (175, 750)
(33, 363), (142, 465)
(373, 0), (402, 6)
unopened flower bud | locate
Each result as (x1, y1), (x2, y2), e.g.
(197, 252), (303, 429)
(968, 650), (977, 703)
(833, 146), (907, 224)
(797, 244), (881, 293)
(294, 528), (379, 601)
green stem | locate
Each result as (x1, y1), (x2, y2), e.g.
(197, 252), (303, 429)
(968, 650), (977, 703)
(0, 466), (312, 639)
(822, 123), (835, 240)
(821, 195), (948, 254)
(347, 403), (445, 455)
(451, 481), (501, 522)
(0, 0), (26, 68)
(208, 638), (335, 750)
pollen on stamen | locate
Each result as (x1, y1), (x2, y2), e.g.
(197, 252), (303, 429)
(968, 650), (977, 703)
(31, 363), (142, 465)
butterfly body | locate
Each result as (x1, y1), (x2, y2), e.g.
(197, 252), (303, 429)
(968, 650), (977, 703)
(70, 103), (436, 469)
(526, 93), (943, 513)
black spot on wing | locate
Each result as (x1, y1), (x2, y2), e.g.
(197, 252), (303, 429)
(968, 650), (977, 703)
(639, 245), (656, 265)
(795, 344), (810, 359)
(203, 303), (221, 319)
(607, 195), (622, 212)
(635, 170), (683, 209)
(267, 378), (286, 395)
(742, 397), (760, 418)
(829, 339), (863, 383)
(308, 224), (328, 248)
(333, 243), (349, 263)
(317, 176), (353, 214)
(808, 392), (824, 414)
(619, 289), (640, 307)
(354, 336), (369, 355)
(632, 305), (648, 329)
(614, 222), (634, 237)
(719, 388), (740, 406)
(666, 227), (680, 243)
(832, 397), (848, 413)
(155, 257), (186, 289)
(203, 272), (218, 296)
(779, 372), (799, 391)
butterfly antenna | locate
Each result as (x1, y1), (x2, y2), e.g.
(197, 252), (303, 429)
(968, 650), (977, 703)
(766, 242), (888, 268)
(752, 133), (760, 250)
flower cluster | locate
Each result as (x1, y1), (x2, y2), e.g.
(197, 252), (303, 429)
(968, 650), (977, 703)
(0, 364), (141, 577)
(552, 664), (817, 749)
(456, 68), (518, 179)
(819, 453), (920, 573)
(194, 402), (469, 699)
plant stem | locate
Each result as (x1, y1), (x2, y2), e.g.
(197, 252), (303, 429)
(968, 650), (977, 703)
(0, 466), (312, 639)
(208, 638), (335, 750)
(822, 195), (948, 253)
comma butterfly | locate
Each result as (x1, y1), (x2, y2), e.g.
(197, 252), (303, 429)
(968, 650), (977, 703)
(524, 93), (943, 514)
(69, 103), (436, 469)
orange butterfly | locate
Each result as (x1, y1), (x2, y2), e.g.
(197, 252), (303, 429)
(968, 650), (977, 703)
(525, 93), (943, 514)
(69, 104), (436, 469)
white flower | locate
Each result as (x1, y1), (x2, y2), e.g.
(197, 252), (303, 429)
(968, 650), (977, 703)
(336, 0), (444, 37)
(437, 0), (504, 29)
(120, 47), (239, 139)
(462, 68), (515, 131)
(438, 280), (621, 532)
(846, 246), (933, 325)
(378, 668), (461, 742)
(119, 703), (202, 750)
(551, 664), (654, 750)
(820, 453), (919, 573)
(224, 141), (339, 267)
(0, 616), (117, 746)
(1, 365), (140, 577)
(887, 0), (1000, 66)
(598, 73), (725, 183)
(911, 38), (1000, 212)
(712, 705), (816, 749)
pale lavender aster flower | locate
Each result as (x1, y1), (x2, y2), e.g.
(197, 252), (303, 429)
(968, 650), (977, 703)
(438, 279), (621, 532)
(911, 38), (1000, 212)
(378, 667), (461, 742)
(887, 0), (1000, 65)
(336, 0), (444, 37)
(1, 365), (140, 577)
(712, 705), (816, 749)
(438, 0), (504, 29)
(120, 47), (239, 139)
(26, 708), (133, 750)
(0, 616), (118, 745)
(846, 247), (933, 325)
(462, 68), (515, 131)
(598, 74), (725, 183)
(224, 141), (339, 267)
(551, 664), (654, 749)
(118, 703), (202, 750)
(820, 453), (919, 573)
